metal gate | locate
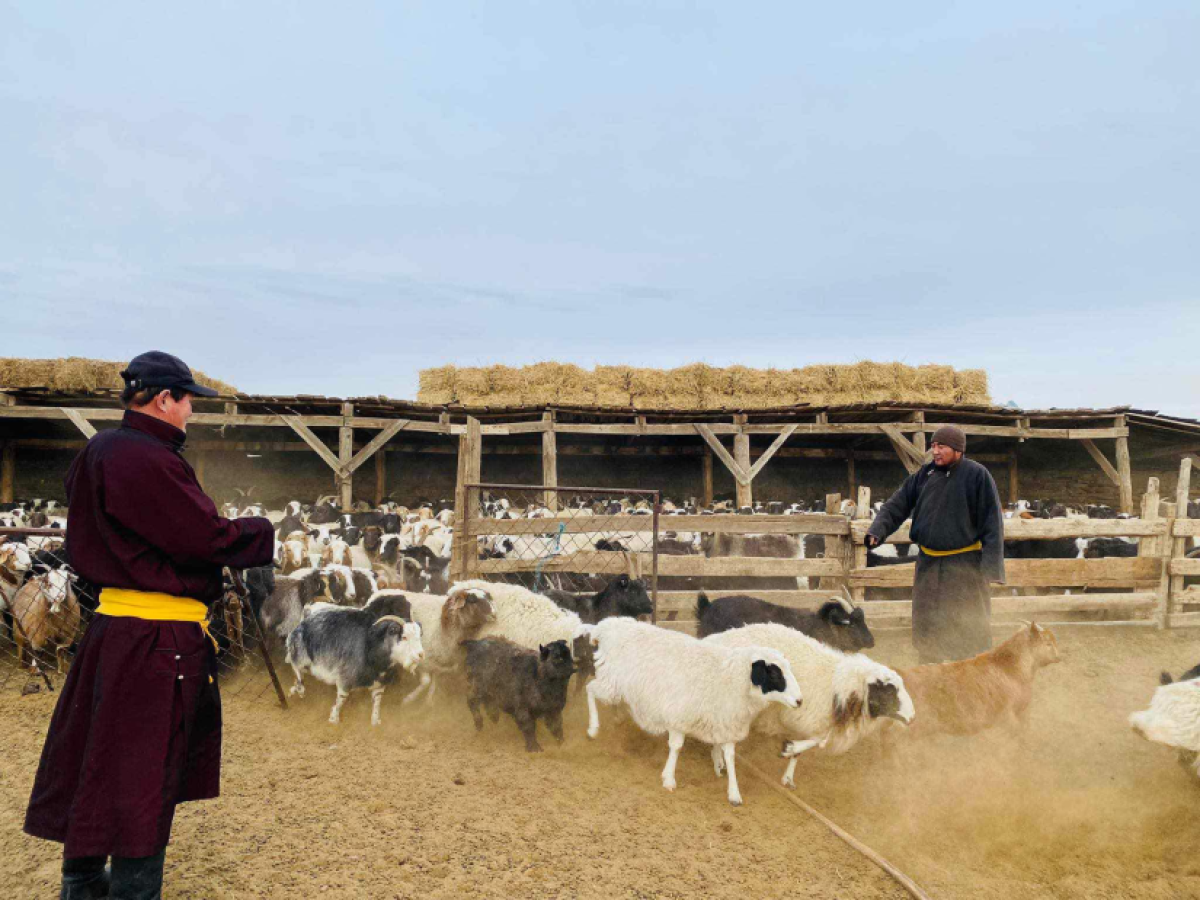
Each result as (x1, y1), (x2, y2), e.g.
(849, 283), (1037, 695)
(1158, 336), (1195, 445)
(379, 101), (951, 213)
(456, 484), (660, 620)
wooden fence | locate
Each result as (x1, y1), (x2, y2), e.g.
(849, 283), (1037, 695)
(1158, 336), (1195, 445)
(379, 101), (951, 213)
(461, 460), (1199, 636)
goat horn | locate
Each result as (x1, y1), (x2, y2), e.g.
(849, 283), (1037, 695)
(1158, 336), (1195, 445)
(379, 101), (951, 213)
(839, 584), (858, 609)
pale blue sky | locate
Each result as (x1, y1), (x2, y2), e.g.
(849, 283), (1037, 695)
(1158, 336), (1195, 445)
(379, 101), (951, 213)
(3, 2), (1198, 412)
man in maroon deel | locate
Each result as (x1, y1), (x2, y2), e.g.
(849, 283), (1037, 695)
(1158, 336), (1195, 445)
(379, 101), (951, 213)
(24, 351), (274, 900)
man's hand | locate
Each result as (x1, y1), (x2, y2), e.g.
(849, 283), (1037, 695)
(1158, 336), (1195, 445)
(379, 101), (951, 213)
(864, 534), (880, 550)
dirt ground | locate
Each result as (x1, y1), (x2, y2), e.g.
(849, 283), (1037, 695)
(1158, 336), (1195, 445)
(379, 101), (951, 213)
(3, 625), (1199, 900)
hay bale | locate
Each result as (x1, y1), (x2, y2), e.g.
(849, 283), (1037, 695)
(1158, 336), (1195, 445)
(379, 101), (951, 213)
(666, 363), (721, 409)
(954, 369), (991, 405)
(595, 365), (634, 408)
(793, 365), (837, 405)
(519, 362), (596, 407)
(917, 364), (957, 404)
(724, 365), (771, 408)
(555, 364), (596, 407)
(0, 357), (237, 396)
(418, 366), (458, 405)
(483, 365), (526, 407)
(630, 367), (673, 409)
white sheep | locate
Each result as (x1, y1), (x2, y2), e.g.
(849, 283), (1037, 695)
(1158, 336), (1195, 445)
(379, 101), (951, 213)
(446, 579), (586, 652)
(585, 617), (801, 806)
(1130, 676), (1200, 778)
(706, 623), (914, 787)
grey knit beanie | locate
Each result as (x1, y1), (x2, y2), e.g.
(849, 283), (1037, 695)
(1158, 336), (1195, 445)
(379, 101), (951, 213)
(930, 425), (966, 453)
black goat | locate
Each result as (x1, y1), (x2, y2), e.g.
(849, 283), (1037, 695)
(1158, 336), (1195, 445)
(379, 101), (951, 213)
(461, 637), (575, 752)
(543, 574), (653, 625)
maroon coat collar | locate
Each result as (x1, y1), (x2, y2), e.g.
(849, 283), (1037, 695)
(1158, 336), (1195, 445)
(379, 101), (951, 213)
(122, 409), (186, 451)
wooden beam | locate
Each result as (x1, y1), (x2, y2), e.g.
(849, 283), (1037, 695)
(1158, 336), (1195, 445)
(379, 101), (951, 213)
(1139, 478), (1161, 558)
(879, 424), (924, 474)
(1081, 439), (1121, 487)
(746, 424), (797, 482)
(701, 447), (714, 508)
(451, 417), (482, 580)
(467, 512), (851, 538)
(475, 553), (844, 578)
(338, 402), (354, 511)
(846, 451), (856, 500)
(1, 442), (14, 504)
(1115, 415), (1134, 515)
(694, 424), (750, 485)
(910, 411), (926, 455)
(734, 416), (752, 509)
(343, 419), (410, 475)
(1167, 458), (1194, 629)
(279, 415), (343, 473)
(542, 411), (558, 511)
(61, 408), (97, 439)
(852, 557), (1162, 589)
(850, 516), (1167, 543)
(374, 451), (386, 507)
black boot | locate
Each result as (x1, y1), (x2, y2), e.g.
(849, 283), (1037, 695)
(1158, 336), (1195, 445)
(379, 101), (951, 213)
(109, 850), (166, 900)
(60, 856), (110, 899)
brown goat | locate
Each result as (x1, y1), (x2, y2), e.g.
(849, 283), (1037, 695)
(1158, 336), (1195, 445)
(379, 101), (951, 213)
(888, 622), (1061, 745)
(11, 569), (81, 673)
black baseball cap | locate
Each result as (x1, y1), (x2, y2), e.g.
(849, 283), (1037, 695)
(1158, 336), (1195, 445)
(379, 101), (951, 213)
(120, 351), (220, 398)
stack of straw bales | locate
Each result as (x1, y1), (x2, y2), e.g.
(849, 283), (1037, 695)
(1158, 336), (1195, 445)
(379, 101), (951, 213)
(418, 362), (990, 409)
(0, 357), (237, 396)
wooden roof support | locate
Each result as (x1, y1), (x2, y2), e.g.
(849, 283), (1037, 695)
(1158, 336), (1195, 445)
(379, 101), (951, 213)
(338, 402), (354, 511)
(746, 424), (798, 482)
(694, 424), (751, 486)
(879, 424), (926, 475)
(279, 415), (343, 473)
(1080, 439), (1121, 487)
(733, 415), (752, 509)
(1115, 415), (1134, 515)
(451, 417), (482, 580)
(0, 442), (14, 504)
(61, 408), (97, 439)
(343, 419), (410, 476)
(542, 411), (558, 511)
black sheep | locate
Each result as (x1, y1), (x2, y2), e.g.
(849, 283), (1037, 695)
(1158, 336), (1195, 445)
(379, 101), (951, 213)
(695, 592), (875, 652)
(543, 574), (653, 625)
(461, 638), (576, 752)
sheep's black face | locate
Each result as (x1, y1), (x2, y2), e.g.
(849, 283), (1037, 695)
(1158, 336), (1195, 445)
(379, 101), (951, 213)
(539, 641), (575, 679)
(608, 575), (653, 618)
(848, 608), (875, 650)
(751, 660), (787, 695)
(867, 681), (904, 721)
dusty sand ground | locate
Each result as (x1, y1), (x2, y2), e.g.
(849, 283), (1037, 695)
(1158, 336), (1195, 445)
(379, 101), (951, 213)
(2, 625), (1198, 899)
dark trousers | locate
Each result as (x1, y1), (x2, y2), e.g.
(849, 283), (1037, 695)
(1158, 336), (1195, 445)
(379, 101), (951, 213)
(62, 850), (166, 900)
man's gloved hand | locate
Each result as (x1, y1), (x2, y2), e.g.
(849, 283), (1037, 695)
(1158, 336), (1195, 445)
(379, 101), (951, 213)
(864, 534), (880, 550)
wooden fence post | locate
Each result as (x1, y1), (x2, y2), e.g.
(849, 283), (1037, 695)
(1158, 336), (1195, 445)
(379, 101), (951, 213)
(701, 448), (714, 508)
(338, 402), (354, 511)
(1166, 458), (1193, 629)
(851, 486), (871, 601)
(374, 452), (387, 507)
(734, 415), (752, 509)
(1115, 414), (1134, 515)
(542, 411), (558, 512)
(1139, 478), (1160, 558)
(820, 493), (844, 592)
(1008, 447), (1019, 505)
(452, 417), (482, 581)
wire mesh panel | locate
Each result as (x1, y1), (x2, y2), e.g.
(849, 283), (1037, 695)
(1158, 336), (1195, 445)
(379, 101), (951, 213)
(463, 485), (660, 618)
(0, 527), (287, 705)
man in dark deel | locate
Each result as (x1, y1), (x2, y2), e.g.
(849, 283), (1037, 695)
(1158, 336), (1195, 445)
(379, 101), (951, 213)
(865, 425), (1005, 664)
(24, 351), (275, 900)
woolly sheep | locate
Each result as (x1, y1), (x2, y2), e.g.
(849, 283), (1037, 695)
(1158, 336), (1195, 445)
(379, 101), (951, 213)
(706, 623), (913, 788)
(585, 617), (801, 806)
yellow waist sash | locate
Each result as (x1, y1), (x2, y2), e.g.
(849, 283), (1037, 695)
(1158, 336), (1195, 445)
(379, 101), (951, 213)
(919, 541), (982, 557)
(98, 588), (218, 654)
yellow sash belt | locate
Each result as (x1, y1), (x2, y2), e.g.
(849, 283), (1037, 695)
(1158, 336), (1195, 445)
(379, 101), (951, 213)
(919, 541), (982, 557)
(98, 587), (219, 654)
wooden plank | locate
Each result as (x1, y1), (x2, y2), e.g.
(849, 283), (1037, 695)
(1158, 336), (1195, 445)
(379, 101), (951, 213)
(1169, 558), (1200, 576)
(467, 513), (851, 538)
(1168, 612), (1200, 628)
(1081, 439), (1121, 487)
(851, 557), (1162, 589)
(280, 415), (343, 472)
(849, 517), (1166, 543)
(1139, 478), (1161, 557)
(1173, 520), (1200, 537)
(474, 553), (845, 578)
(655, 589), (841, 607)
(694, 424), (750, 486)
(542, 412), (558, 511)
(666, 593), (1156, 620)
(746, 424), (798, 482)
(1008, 447), (1019, 505)
(61, 408), (98, 439)
(910, 412), (926, 454)
(344, 419), (410, 475)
